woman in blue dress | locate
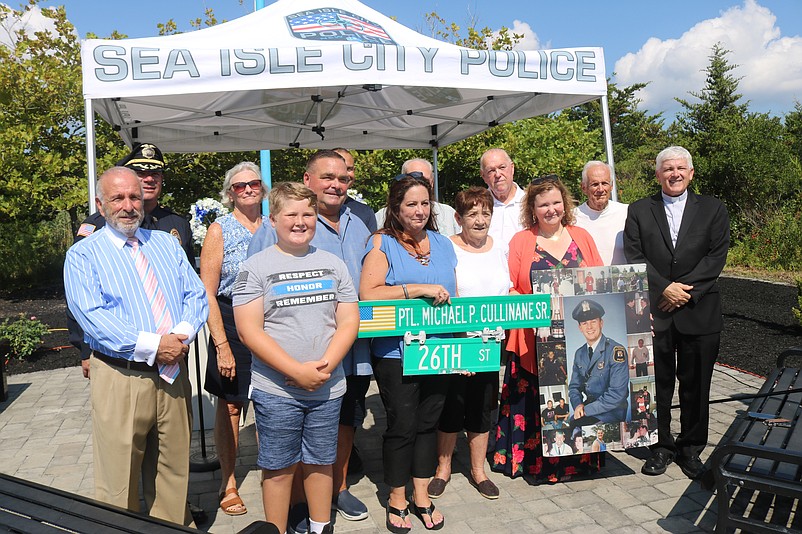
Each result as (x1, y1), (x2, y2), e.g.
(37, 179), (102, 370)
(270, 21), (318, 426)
(201, 162), (266, 516)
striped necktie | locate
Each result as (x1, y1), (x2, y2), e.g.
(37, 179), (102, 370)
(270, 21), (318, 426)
(127, 237), (180, 383)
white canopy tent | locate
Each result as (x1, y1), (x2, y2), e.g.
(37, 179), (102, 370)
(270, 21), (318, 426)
(81, 0), (615, 207)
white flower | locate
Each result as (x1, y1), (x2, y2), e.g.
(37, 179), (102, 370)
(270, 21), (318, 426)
(189, 198), (229, 246)
(346, 188), (364, 202)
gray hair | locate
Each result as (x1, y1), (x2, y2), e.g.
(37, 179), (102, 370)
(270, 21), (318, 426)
(220, 161), (262, 209)
(655, 146), (693, 172)
(401, 158), (433, 176)
(96, 166), (140, 202)
(581, 161), (611, 187)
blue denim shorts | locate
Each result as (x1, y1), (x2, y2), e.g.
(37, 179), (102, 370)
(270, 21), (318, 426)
(251, 388), (343, 470)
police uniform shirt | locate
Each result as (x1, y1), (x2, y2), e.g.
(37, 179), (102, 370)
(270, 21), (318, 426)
(568, 334), (630, 423)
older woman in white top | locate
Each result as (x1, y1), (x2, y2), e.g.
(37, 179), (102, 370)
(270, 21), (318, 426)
(427, 186), (510, 501)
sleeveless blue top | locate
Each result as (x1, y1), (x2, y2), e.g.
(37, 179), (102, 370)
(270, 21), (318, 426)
(365, 230), (457, 359)
(217, 213), (267, 298)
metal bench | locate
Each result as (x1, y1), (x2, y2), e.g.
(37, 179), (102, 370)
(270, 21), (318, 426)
(0, 473), (277, 534)
(711, 347), (802, 534)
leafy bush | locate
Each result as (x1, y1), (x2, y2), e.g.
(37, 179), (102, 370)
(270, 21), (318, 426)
(0, 313), (50, 360)
(0, 211), (72, 290)
(728, 204), (802, 272)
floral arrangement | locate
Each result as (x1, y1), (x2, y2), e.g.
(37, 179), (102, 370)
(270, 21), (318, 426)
(347, 188), (365, 203)
(0, 313), (50, 361)
(189, 198), (229, 246)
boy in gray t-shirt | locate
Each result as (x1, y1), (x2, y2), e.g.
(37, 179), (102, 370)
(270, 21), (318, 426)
(232, 182), (359, 534)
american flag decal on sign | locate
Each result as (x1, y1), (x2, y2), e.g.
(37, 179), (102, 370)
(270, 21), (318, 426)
(359, 305), (396, 333)
(286, 8), (396, 45)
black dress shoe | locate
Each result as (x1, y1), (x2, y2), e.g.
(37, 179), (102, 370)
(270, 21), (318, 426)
(676, 454), (706, 480)
(641, 450), (674, 476)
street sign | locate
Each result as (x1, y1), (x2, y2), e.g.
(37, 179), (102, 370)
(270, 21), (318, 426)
(402, 336), (501, 375)
(358, 294), (551, 338)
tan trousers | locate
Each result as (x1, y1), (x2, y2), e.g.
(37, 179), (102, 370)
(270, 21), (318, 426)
(90, 355), (194, 526)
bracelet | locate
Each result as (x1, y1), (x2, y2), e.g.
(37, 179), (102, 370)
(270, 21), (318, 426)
(402, 284), (410, 299)
(214, 340), (229, 348)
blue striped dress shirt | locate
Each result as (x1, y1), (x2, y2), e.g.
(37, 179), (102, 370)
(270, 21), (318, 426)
(64, 225), (208, 364)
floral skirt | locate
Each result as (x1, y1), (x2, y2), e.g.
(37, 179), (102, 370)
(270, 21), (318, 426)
(491, 351), (603, 482)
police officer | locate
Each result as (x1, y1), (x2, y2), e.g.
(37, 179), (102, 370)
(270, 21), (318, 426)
(568, 299), (629, 426)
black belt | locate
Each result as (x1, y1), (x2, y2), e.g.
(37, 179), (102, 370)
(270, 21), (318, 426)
(93, 352), (156, 373)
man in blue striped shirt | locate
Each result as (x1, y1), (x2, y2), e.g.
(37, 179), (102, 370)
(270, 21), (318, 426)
(64, 166), (208, 526)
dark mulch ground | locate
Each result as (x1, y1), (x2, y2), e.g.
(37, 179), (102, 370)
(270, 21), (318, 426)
(1, 275), (801, 377)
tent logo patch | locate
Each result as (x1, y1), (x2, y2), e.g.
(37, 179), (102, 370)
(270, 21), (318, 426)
(286, 8), (395, 45)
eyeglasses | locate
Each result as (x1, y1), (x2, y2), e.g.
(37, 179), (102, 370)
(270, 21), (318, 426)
(231, 179), (263, 193)
(530, 174), (559, 186)
(393, 171), (429, 186)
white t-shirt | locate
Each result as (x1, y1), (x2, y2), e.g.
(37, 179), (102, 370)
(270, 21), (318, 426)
(450, 238), (511, 298)
(488, 183), (526, 252)
(573, 200), (629, 266)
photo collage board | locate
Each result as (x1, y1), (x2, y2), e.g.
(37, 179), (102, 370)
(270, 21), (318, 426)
(532, 264), (658, 457)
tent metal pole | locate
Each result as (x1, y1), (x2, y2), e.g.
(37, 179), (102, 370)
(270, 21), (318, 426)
(600, 94), (618, 201)
(85, 98), (98, 214)
(255, 0), (271, 214)
(432, 147), (440, 202)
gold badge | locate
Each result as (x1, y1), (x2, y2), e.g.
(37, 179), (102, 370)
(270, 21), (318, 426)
(613, 347), (626, 363)
(142, 144), (156, 159)
(170, 228), (182, 244)
(581, 300), (591, 312)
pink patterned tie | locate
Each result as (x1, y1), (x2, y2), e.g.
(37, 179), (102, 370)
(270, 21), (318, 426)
(127, 237), (180, 383)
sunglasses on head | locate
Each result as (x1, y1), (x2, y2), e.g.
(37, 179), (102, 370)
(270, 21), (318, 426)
(231, 179), (263, 193)
(393, 171), (429, 184)
(530, 174), (560, 186)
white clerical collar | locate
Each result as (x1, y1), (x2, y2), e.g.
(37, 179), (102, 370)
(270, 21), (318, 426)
(661, 190), (688, 204)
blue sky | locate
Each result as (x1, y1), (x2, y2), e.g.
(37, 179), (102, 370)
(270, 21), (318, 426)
(10, 0), (802, 119)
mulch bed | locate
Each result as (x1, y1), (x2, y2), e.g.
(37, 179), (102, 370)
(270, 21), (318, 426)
(1, 276), (801, 377)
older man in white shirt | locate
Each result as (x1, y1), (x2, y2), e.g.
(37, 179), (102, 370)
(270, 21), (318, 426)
(573, 161), (628, 266)
(479, 148), (525, 250)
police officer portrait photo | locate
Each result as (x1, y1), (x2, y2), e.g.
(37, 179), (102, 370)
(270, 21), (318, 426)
(562, 293), (632, 434)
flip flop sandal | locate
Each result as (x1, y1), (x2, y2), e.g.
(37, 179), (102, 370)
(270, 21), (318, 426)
(219, 488), (248, 516)
(413, 502), (444, 530)
(386, 502), (412, 534)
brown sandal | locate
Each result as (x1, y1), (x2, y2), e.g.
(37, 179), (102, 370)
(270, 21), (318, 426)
(219, 488), (248, 516)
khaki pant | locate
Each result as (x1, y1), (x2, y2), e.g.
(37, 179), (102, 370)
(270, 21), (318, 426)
(90, 355), (194, 526)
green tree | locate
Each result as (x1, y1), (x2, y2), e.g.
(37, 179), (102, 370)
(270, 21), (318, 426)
(785, 101), (802, 163)
(0, 2), (124, 225)
(673, 44), (801, 241)
(565, 78), (669, 201)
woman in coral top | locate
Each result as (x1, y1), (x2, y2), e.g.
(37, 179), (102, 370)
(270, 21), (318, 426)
(491, 175), (603, 482)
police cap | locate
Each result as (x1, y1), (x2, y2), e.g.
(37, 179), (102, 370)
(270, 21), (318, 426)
(572, 299), (605, 322)
(117, 143), (165, 171)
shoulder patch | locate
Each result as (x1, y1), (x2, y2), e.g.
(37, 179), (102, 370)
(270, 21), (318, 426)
(613, 346), (626, 363)
(77, 223), (96, 237)
(170, 228), (182, 244)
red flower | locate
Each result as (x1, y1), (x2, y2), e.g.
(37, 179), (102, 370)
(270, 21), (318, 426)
(524, 438), (537, 450)
(511, 444), (525, 472)
(561, 258), (569, 266)
(496, 426), (502, 440)
(533, 253), (542, 263)
(564, 465), (578, 476)
(500, 404), (510, 416)
(514, 414), (526, 430)
(510, 361), (517, 376)
(493, 452), (507, 466)
(517, 379), (529, 393)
